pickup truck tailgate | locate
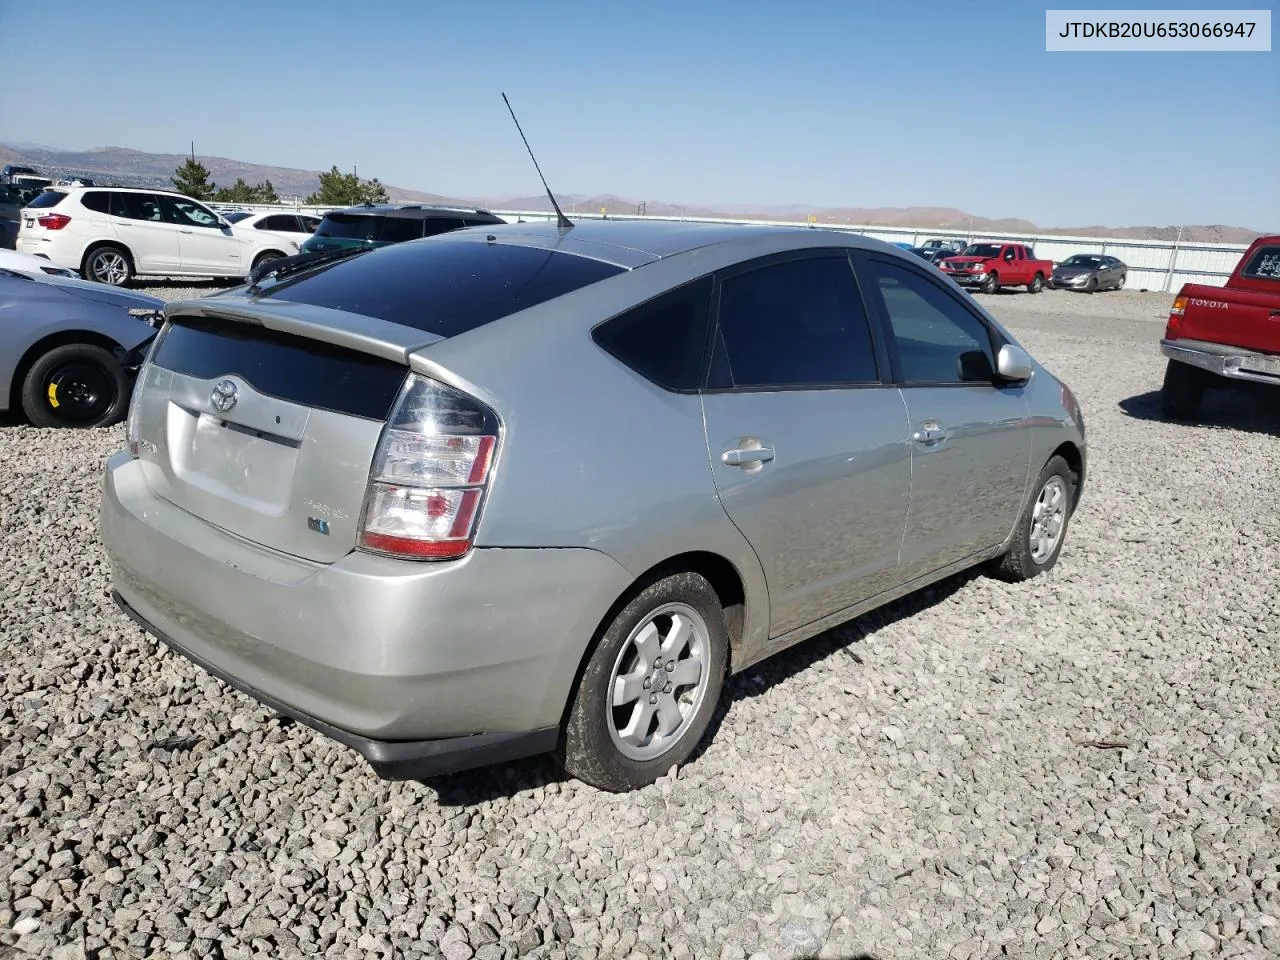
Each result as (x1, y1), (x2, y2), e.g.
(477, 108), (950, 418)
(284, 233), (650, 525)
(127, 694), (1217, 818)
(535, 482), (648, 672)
(1179, 283), (1280, 354)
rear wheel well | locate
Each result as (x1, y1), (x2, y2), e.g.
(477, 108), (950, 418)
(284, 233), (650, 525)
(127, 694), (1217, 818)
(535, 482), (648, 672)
(561, 551), (749, 733)
(1050, 441), (1084, 506)
(253, 249), (287, 267)
(81, 240), (133, 272)
(9, 331), (126, 415)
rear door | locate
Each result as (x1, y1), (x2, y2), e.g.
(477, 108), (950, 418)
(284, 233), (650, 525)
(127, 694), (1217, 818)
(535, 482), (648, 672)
(109, 192), (181, 273)
(700, 251), (911, 639)
(855, 252), (1032, 579)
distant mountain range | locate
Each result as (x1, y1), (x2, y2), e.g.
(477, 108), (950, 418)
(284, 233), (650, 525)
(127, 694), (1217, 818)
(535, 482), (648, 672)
(0, 143), (1265, 245)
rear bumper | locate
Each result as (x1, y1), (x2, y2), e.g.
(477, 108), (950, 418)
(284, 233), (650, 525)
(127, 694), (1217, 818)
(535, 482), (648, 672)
(1161, 338), (1280, 386)
(100, 450), (635, 779)
(112, 590), (558, 781)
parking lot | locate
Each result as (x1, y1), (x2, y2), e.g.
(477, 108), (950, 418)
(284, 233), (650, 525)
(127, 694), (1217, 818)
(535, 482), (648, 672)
(2, 285), (1277, 959)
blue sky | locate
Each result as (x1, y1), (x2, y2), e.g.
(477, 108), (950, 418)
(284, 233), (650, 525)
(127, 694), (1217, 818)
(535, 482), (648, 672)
(1, 0), (1276, 228)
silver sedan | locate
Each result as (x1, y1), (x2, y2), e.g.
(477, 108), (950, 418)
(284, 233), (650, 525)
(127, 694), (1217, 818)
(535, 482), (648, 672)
(101, 219), (1087, 792)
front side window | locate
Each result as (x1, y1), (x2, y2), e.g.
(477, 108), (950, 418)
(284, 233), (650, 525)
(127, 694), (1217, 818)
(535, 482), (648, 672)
(862, 258), (997, 385)
(708, 254), (880, 390)
(159, 196), (221, 228)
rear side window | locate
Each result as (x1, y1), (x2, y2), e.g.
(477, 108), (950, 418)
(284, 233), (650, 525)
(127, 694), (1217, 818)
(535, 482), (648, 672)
(25, 191), (66, 210)
(113, 192), (163, 221)
(262, 239), (626, 338)
(315, 213), (377, 241)
(377, 217), (425, 243)
(423, 217), (468, 237)
(708, 254), (880, 389)
(1241, 245), (1280, 281)
(151, 316), (408, 421)
(592, 276), (713, 392)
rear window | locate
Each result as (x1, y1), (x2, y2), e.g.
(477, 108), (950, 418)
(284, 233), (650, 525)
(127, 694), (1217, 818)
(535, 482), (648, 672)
(223, 211), (253, 224)
(151, 316), (408, 421)
(314, 213), (378, 241)
(592, 276), (713, 392)
(262, 240), (626, 338)
(1241, 245), (1280, 281)
(25, 190), (66, 210)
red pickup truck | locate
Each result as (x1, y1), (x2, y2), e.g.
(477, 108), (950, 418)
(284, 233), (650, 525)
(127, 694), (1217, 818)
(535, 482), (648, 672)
(1160, 234), (1280, 419)
(939, 242), (1054, 295)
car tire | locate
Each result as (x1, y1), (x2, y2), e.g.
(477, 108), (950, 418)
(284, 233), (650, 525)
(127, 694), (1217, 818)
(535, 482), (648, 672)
(1085, 276), (1098, 294)
(1027, 273), (1044, 294)
(82, 245), (134, 286)
(252, 250), (285, 272)
(20, 343), (131, 429)
(1160, 359), (1206, 420)
(990, 455), (1075, 583)
(1116, 273), (1126, 290)
(981, 272), (1000, 295)
(558, 571), (729, 792)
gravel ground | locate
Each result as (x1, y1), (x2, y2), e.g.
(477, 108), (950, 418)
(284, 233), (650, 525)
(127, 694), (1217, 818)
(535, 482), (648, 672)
(2, 285), (1278, 960)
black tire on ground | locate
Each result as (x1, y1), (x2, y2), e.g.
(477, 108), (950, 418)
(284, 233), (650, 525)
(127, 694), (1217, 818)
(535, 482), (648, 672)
(1085, 275), (1098, 293)
(558, 570), (729, 792)
(20, 343), (131, 428)
(981, 272), (1000, 295)
(1160, 359), (1207, 420)
(81, 245), (134, 286)
(989, 454), (1076, 583)
(1116, 273), (1126, 290)
(1027, 272), (1044, 294)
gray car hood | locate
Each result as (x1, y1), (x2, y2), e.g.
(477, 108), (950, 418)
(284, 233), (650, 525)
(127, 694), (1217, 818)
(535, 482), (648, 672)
(1, 270), (165, 312)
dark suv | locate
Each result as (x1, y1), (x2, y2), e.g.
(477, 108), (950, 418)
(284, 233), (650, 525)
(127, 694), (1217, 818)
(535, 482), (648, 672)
(299, 204), (506, 255)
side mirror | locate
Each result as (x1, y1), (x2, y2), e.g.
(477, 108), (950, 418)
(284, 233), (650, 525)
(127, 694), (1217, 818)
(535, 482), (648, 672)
(995, 344), (1034, 383)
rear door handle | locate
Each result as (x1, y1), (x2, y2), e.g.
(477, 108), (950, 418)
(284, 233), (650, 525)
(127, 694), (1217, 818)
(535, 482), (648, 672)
(722, 445), (775, 467)
(912, 422), (947, 445)
(180, 229), (193, 234)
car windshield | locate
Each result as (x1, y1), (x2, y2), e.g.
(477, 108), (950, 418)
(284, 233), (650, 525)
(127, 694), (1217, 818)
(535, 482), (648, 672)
(1063, 256), (1102, 267)
(315, 213), (380, 240)
(962, 244), (1002, 257)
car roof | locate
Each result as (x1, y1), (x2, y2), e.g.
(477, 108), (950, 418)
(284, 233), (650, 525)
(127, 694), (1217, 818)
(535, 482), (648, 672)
(325, 203), (503, 220)
(432, 217), (895, 269)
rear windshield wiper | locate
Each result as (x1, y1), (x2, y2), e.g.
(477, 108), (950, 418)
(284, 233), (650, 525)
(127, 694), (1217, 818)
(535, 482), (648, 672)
(247, 245), (372, 292)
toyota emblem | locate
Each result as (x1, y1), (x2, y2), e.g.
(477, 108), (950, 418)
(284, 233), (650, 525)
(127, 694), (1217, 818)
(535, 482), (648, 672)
(211, 379), (238, 413)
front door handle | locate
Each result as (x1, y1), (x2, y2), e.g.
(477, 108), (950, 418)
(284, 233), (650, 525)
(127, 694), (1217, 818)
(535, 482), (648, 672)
(912, 422), (947, 445)
(722, 444), (775, 467)
(180, 229), (193, 234)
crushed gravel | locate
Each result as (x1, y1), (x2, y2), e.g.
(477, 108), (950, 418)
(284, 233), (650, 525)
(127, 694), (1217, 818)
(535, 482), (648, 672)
(2, 286), (1278, 960)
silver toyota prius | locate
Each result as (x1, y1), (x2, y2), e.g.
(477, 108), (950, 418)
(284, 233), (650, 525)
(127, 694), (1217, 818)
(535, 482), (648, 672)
(100, 219), (1087, 793)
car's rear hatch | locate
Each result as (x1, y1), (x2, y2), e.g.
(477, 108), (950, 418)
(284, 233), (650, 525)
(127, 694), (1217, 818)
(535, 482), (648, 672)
(129, 236), (630, 564)
(304, 213), (380, 253)
(131, 298), (436, 563)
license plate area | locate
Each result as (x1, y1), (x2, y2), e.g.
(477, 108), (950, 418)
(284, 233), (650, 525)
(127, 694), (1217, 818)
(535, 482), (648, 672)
(170, 405), (299, 515)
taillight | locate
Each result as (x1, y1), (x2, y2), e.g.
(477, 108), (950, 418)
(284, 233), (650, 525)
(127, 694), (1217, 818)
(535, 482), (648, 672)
(1165, 295), (1187, 339)
(358, 374), (500, 561)
(37, 213), (71, 230)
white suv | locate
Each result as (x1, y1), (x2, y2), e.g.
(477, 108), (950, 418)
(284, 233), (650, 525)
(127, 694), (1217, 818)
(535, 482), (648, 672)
(17, 187), (298, 286)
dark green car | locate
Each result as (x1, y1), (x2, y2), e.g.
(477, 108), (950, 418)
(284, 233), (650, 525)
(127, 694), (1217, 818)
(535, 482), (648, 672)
(299, 204), (507, 255)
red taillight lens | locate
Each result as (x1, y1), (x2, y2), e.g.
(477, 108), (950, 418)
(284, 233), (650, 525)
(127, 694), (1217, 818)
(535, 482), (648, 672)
(358, 375), (500, 561)
(37, 213), (71, 230)
(1165, 295), (1187, 339)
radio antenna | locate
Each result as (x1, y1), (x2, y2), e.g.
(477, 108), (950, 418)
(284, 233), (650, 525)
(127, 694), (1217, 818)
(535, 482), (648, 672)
(502, 92), (573, 231)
